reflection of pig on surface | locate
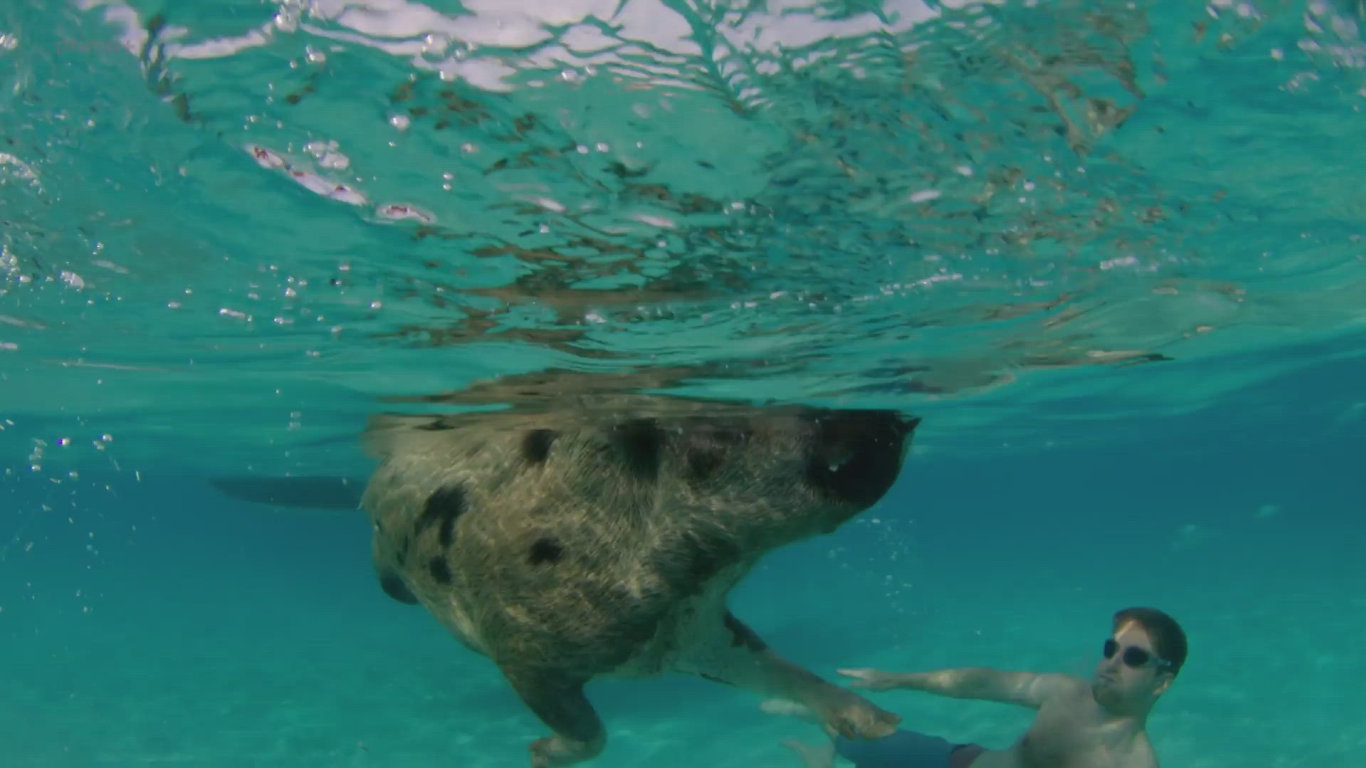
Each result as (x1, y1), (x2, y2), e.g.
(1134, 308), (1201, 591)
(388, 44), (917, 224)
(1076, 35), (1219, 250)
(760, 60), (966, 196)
(362, 401), (920, 767)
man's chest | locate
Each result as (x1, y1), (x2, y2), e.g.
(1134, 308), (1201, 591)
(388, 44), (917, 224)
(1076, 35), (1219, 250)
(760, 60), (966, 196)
(1019, 703), (1114, 768)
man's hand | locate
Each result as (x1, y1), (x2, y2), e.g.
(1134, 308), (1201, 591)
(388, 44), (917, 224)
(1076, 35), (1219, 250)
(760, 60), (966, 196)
(837, 668), (907, 691)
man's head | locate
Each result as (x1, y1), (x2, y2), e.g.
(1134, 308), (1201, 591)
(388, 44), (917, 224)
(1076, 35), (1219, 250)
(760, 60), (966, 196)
(1090, 607), (1187, 717)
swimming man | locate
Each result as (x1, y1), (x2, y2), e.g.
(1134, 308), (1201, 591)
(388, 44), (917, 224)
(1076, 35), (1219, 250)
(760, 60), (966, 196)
(767, 606), (1187, 768)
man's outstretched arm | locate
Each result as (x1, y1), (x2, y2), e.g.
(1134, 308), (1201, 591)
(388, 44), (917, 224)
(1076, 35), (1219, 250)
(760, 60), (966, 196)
(838, 667), (1080, 709)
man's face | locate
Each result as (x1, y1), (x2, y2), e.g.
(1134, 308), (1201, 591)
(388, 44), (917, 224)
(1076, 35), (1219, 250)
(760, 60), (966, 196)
(1090, 621), (1174, 714)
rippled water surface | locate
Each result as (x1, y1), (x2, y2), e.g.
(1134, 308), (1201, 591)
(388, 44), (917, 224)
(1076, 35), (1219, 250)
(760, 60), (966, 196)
(2, 0), (1363, 472)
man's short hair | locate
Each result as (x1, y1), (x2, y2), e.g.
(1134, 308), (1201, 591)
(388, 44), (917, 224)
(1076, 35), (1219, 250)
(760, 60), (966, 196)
(1113, 607), (1188, 676)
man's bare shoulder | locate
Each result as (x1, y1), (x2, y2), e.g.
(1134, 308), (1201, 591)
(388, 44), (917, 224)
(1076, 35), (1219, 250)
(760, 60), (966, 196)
(1028, 673), (1090, 703)
(1007, 672), (1088, 708)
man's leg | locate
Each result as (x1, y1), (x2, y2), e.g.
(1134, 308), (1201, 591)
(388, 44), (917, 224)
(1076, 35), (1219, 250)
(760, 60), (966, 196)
(831, 730), (958, 768)
(764, 699), (962, 768)
(780, 739), (837, 768)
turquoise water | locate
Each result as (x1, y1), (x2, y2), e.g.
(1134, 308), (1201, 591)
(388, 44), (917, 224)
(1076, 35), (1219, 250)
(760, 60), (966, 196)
(2, 0), (1365, 766)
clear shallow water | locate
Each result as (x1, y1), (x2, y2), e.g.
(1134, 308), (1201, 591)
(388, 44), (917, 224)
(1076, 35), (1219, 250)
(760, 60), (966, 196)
(2, 1), (1365, 766)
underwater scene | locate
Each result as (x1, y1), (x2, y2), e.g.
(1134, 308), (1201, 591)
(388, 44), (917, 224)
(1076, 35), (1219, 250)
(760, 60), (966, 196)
(2, 1), (1364, 767)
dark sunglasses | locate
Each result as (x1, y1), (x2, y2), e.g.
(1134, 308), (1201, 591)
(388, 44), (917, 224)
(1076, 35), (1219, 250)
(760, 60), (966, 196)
(1103, 638), (1173, 670)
